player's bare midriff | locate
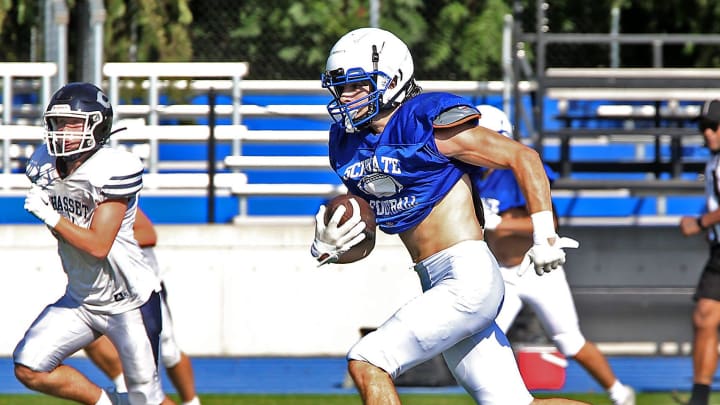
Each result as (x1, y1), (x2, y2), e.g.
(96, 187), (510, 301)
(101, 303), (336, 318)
(399, 175), (484, 263)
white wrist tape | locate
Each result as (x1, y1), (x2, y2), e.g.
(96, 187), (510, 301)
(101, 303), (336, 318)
(45, 211), (61, 228)
(531, 210), (555, 245)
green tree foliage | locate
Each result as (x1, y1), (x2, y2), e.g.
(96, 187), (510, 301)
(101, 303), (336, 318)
(3, 1), (720, 80)
(416, 0), (511, 80)
(188, 0), (506, 80)
(188, 0), (425, 79)
(0, 0), (39, 61)
(104, 0), (192, 62)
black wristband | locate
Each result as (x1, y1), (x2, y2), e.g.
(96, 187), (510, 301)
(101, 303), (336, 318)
(697, 216), (708, 230)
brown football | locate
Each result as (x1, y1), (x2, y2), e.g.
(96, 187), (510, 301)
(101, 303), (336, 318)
(323, 194), (377, 263)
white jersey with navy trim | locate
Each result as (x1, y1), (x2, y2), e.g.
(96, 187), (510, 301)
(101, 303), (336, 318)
(26, 146), (160, 314)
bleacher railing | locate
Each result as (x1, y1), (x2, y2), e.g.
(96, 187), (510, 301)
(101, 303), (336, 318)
(102, 62), (249, 175)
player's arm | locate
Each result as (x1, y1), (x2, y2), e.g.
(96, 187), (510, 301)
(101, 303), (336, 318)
(436, 121), (577, 275)
(52, 198), (128, 259)
(24, 185), (127, 258)
(435, 122), (553, 215)
(681, 208), (720, 236)
(491, 206), (560, 235)
(134, 208), (157, 248)
(491, 213), (534, 234)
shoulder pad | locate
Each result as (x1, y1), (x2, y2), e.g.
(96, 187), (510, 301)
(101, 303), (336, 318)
(433, 105), (481, 128)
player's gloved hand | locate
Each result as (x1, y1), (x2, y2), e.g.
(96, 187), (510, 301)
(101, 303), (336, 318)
(518, 210), (579, 276)
(483, 211), (502, 231)
(519, 236), (579, 276)
(311, 198), (367, 266)
(24, 186), (61, 228)
(480, 199), (502, 231)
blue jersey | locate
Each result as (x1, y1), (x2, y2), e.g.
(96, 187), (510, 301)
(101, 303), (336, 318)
(328, 92), (478, 234)
(472, 165), (558, 214)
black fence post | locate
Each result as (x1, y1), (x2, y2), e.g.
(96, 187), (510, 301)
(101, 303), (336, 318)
(207, 88), (216, 223)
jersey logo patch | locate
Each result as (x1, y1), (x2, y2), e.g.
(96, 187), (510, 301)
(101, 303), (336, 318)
(113, 292), (129, 302)
(358, 173), (403, 198)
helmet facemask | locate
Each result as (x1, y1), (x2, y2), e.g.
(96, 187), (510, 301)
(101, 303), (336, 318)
(44, 107), (104, 157)
(322, 28), (419, 132)
(322, 66), (389, 132)
(42, 82), (114, 160)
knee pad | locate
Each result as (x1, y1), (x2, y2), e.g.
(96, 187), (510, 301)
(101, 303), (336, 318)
(126, 374), (165, 405)
(553, 330), (586, 357)
(347, 331), (399, 379)
(160, 333), (182, 368)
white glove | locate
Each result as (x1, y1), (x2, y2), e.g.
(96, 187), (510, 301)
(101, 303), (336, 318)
(518, 210), (578, 276)
(519, 236), (579, 276)
(24, 186), (61, 228)
(481, 199), (502, 230)
(310, 198), (367, 266)
(483, 211), (502, 231)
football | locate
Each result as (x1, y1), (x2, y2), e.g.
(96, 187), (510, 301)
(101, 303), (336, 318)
(324, 194), (377, 263)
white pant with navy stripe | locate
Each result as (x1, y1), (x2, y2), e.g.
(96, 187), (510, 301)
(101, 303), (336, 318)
(14, 292), (166, 405)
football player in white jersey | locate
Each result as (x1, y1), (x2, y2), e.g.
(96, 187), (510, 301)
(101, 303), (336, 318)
(84, 208), (201, 405)
(13, 82), (171, 405)
(473, 105), (635, 405)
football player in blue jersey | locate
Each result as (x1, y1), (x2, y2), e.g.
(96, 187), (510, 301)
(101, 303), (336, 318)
(312, 28), (585, 405)
(14, 82), (171, 405)
(473, 104), (635, 405)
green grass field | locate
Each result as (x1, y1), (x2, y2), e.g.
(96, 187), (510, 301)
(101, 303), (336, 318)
(0, 392), (708, 405)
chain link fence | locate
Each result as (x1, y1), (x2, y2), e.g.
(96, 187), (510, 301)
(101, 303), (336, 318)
(185, 0), (511, 81)
(4, 1), (720, 81)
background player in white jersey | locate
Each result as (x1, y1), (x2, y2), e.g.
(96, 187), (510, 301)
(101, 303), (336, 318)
(677, 99), (720, 405)
(313, 27), (586, 404)
(472, 104), (635, 405)
(14, 82), (169, 405)
(84, 208), (201, 405)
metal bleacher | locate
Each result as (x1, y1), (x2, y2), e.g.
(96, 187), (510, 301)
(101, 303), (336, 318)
(537, 68), (711, 220)
(0, 62), (713, 223)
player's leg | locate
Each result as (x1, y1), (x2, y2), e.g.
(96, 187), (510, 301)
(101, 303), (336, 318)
(105, 292), (170, 405)
(85, 335), (128, 393)
(442, 324), (589, 405)
(347, 359), (402, 405)
(159, 292), (200, 405)
(687, 258), (720, 405)
(691, 299), (720, 392)
(13, 296), (108, 404)
(347, 241), (507, 404)
(442, 322), (534, 404)
(493, 269), (525, 333)
(166, 354), (199, 405)
(518, 266), (634, 404)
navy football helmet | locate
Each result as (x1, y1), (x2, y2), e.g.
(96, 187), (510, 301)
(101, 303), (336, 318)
(44, 82), (113, 157)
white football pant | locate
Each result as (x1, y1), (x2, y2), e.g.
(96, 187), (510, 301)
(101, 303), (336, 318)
(347, 240), (534, 405)
(494, 264), (586, 357)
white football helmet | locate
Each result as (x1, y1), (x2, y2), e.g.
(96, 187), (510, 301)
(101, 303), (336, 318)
(44, 82), (114, 159)
(477, 104), (513, 139)
(322, 27), (419, 131)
